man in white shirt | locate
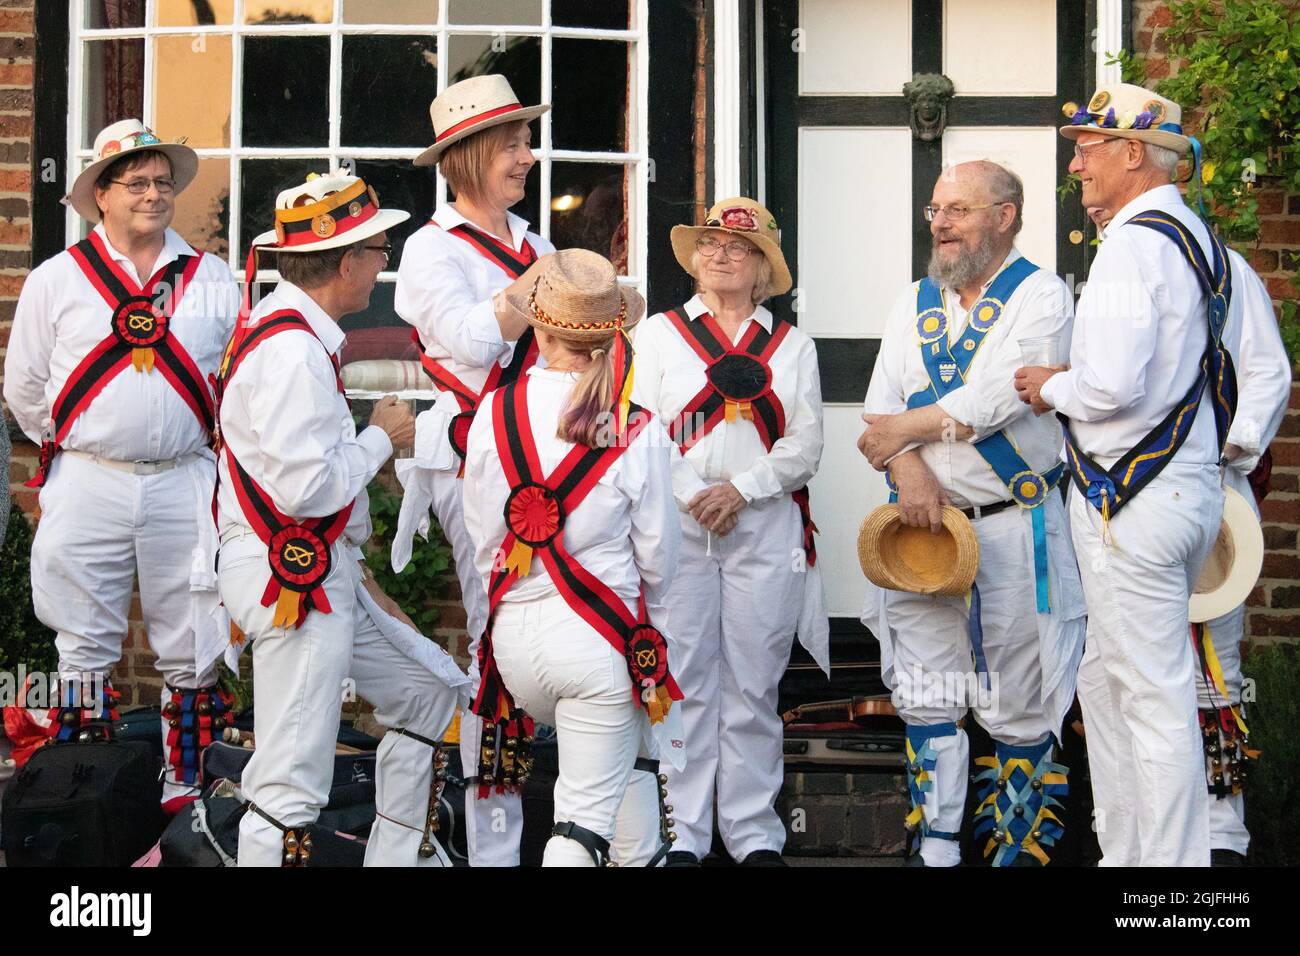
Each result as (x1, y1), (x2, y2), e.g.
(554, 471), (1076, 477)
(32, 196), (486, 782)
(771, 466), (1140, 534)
(3, 120), (239, 807)
(216, 173), (470, 866)
(859, 160), (1086, 867)
(1016, 84), (1235, 866)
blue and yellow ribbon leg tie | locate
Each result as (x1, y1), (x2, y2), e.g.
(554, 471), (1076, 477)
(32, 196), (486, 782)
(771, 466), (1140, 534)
(972, 737), (1068, 866)
(1009, 464), (1062, 614)
(904, 723), (960, 846)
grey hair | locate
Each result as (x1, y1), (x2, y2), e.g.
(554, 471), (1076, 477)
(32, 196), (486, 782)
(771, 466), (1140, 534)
(1144, 142), (1183, 180)
(980, 161), (1024, 236)
(276, 240), (358, 288)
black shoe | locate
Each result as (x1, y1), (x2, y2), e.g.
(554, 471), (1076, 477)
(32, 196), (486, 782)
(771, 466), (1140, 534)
(740, 849), (787, 867)
(664, 850), (701, 867)
(1211, 849), (1246, 867)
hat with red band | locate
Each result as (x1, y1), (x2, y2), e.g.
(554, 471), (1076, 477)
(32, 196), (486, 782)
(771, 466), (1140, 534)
(414, 74), (549, 168)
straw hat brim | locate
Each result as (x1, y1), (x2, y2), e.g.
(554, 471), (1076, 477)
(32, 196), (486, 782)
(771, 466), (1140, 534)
(1189, 486), (1264, 624)
(857, 504), (980, 596)
(251, 208), (411, 255)
(1058, 123), (1191, 154)
(505, 281), (646, 343)
(414, 104), (550, 168)
(68, 142), (199, 223)
(670, 223), (793, 297)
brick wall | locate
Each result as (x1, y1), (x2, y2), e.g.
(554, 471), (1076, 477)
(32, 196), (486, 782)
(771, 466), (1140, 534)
(1134, 0), (1300, 642)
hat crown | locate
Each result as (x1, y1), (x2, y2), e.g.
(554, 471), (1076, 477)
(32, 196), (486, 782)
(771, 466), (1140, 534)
(1079, 82), (1181, 129)
(703, 197), (779, 237)
(532, 249), (624, 326)
(430, 74), (525, 136)
(92, 119), (164, 163)
(274, 172), (361, 212)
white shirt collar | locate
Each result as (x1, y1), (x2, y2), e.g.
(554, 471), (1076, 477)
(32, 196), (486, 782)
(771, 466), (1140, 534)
(265, 280), (346, 356)
(434, 203), (533, 253)
(92, 223), (195, 277)
(1107, 183), (1186, 233)
(684, 293), (773, 333)
(526, 366), (579, 383)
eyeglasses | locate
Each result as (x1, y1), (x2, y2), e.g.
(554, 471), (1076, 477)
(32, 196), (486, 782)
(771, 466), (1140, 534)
(109, 177), (177, 195)
(1072, 139), (1121, 166)
(922, 202), (1008, 223)
(361, 242), (393, 265)
(696, 236), (756, 261)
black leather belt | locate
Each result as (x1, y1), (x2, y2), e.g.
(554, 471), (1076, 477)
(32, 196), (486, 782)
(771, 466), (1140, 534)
(960, 499), (1016, 521)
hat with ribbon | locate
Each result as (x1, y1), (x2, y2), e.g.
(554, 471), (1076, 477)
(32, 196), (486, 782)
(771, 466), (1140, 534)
(506, 248), (646, 432)
(67, 119), (198, 222)
(670, 197), (792, 296)
(414, 74), (549, 168)
(857, 504), (980, 596)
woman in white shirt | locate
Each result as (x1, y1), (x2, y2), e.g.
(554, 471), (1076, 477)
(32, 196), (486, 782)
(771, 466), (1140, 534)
(463, 250), (683, 867)
(631, 197), (827, 866)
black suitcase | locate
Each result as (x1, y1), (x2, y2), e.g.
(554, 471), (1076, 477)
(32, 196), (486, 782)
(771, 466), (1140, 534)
(1, 741), (164, 867)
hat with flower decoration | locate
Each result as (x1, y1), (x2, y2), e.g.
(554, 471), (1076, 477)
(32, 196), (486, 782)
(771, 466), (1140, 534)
(671, 197), (792, 296)
(1059, 82), (1191, 153)
(67, 119), (198, 222)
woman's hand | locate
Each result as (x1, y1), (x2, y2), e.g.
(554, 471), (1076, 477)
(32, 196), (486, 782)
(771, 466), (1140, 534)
(688, 482), (747, 534)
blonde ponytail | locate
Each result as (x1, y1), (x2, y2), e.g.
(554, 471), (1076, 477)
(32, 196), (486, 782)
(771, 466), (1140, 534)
(557, 337), (616, 448)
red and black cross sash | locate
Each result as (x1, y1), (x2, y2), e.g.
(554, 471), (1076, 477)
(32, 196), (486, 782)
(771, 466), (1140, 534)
(27, 232), (210, 488)
(471, 377), (683, 730)
(214, 309), (354, 630)
(663, 304), (818, 565)
(413, 218), (541, 463)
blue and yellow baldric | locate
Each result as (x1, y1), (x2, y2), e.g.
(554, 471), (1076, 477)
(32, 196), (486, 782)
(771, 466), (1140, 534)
(1061, 211), (1237, 531)
(889, 256), (1065, 619)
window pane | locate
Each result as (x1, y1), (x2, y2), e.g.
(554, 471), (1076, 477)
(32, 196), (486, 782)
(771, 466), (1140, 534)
(242, 36), (330, 147)
(448, 0), (541, 26)
(341, 35), (439, 148)
(549, 162), (629, 274)
(243, 0), (332, 24)
(551, 39), (629, 152)
(173, 158), (231, 258)
(156, 0), (235, 26)
(239, 158), (330, 260)
(350, 160), (436, 270)
(153, 34), (232, 149)
(85, 1), (145, 29)
(339, 284), (413, 351)
(552, 0), (630, 30)
(344, 0), (437, 24)
(446, 34), (540, 106)
(83, 40), (145, 148)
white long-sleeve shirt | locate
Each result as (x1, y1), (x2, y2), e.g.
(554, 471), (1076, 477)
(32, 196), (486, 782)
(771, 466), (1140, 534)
(395, 203), (555, 392)
(1041, 183), (1225, 467)
(462, 366), (680, 620)
(865, 250), (1074, 508)
(630, 294), (824, 508)
(4, 224), (238, 459)
(216, 281), (391, 548)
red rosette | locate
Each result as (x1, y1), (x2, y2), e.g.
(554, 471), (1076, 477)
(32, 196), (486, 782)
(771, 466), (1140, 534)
(504, 482), (564, 548)
(112, 296), (169, 348)
(267, 525), (331, 591)
(718, 206), (758, 231)
(706, 352), (771, 402)
(625, 624), (670, 688)
(447, 409), (475, 461)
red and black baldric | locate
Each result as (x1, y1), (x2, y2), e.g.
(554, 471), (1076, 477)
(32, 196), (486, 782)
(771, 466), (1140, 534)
(472, 378), (683, 732)
(663, 304), (818, 564)
(214, 309), (354, 630)
(412, 218), (541, 463)
(27, 232), (210, 488)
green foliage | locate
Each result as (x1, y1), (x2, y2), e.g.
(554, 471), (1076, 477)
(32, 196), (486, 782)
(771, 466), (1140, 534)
(1281, 298), (1300, 367)
(0, 510), (57, 675)
(1154, 0), (1300, 241)
(1104, 48), (1150, 87)
(363, 478), (454, 634)
(1242, 643), (1300, 865)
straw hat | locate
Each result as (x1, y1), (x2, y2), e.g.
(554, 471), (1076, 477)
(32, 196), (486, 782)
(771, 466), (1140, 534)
(506, 249), (645, 344)
(1190, 486), (1265, 624)
(670, 197), (792, 296)
(414, 74), (549, 168)
(857, 504), (980, 596)
(66, 119), (198, 222)
(250, 172), (410, 254)
(1059, 82), (1191, 154)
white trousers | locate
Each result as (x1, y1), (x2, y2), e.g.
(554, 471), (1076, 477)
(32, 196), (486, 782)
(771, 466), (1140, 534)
(660, 494), (804, 860)
(490, 593), (661, 867)
(424, 468), (524, 867)
(1072, 463), (1222, 867)
(31, 452), (220, 802)
(219, 536), (459, 867)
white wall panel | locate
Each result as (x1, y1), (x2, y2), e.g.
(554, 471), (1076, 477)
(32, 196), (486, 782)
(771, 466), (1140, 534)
(799, 0), (912, 95)
(944, 0), (1056, 95)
